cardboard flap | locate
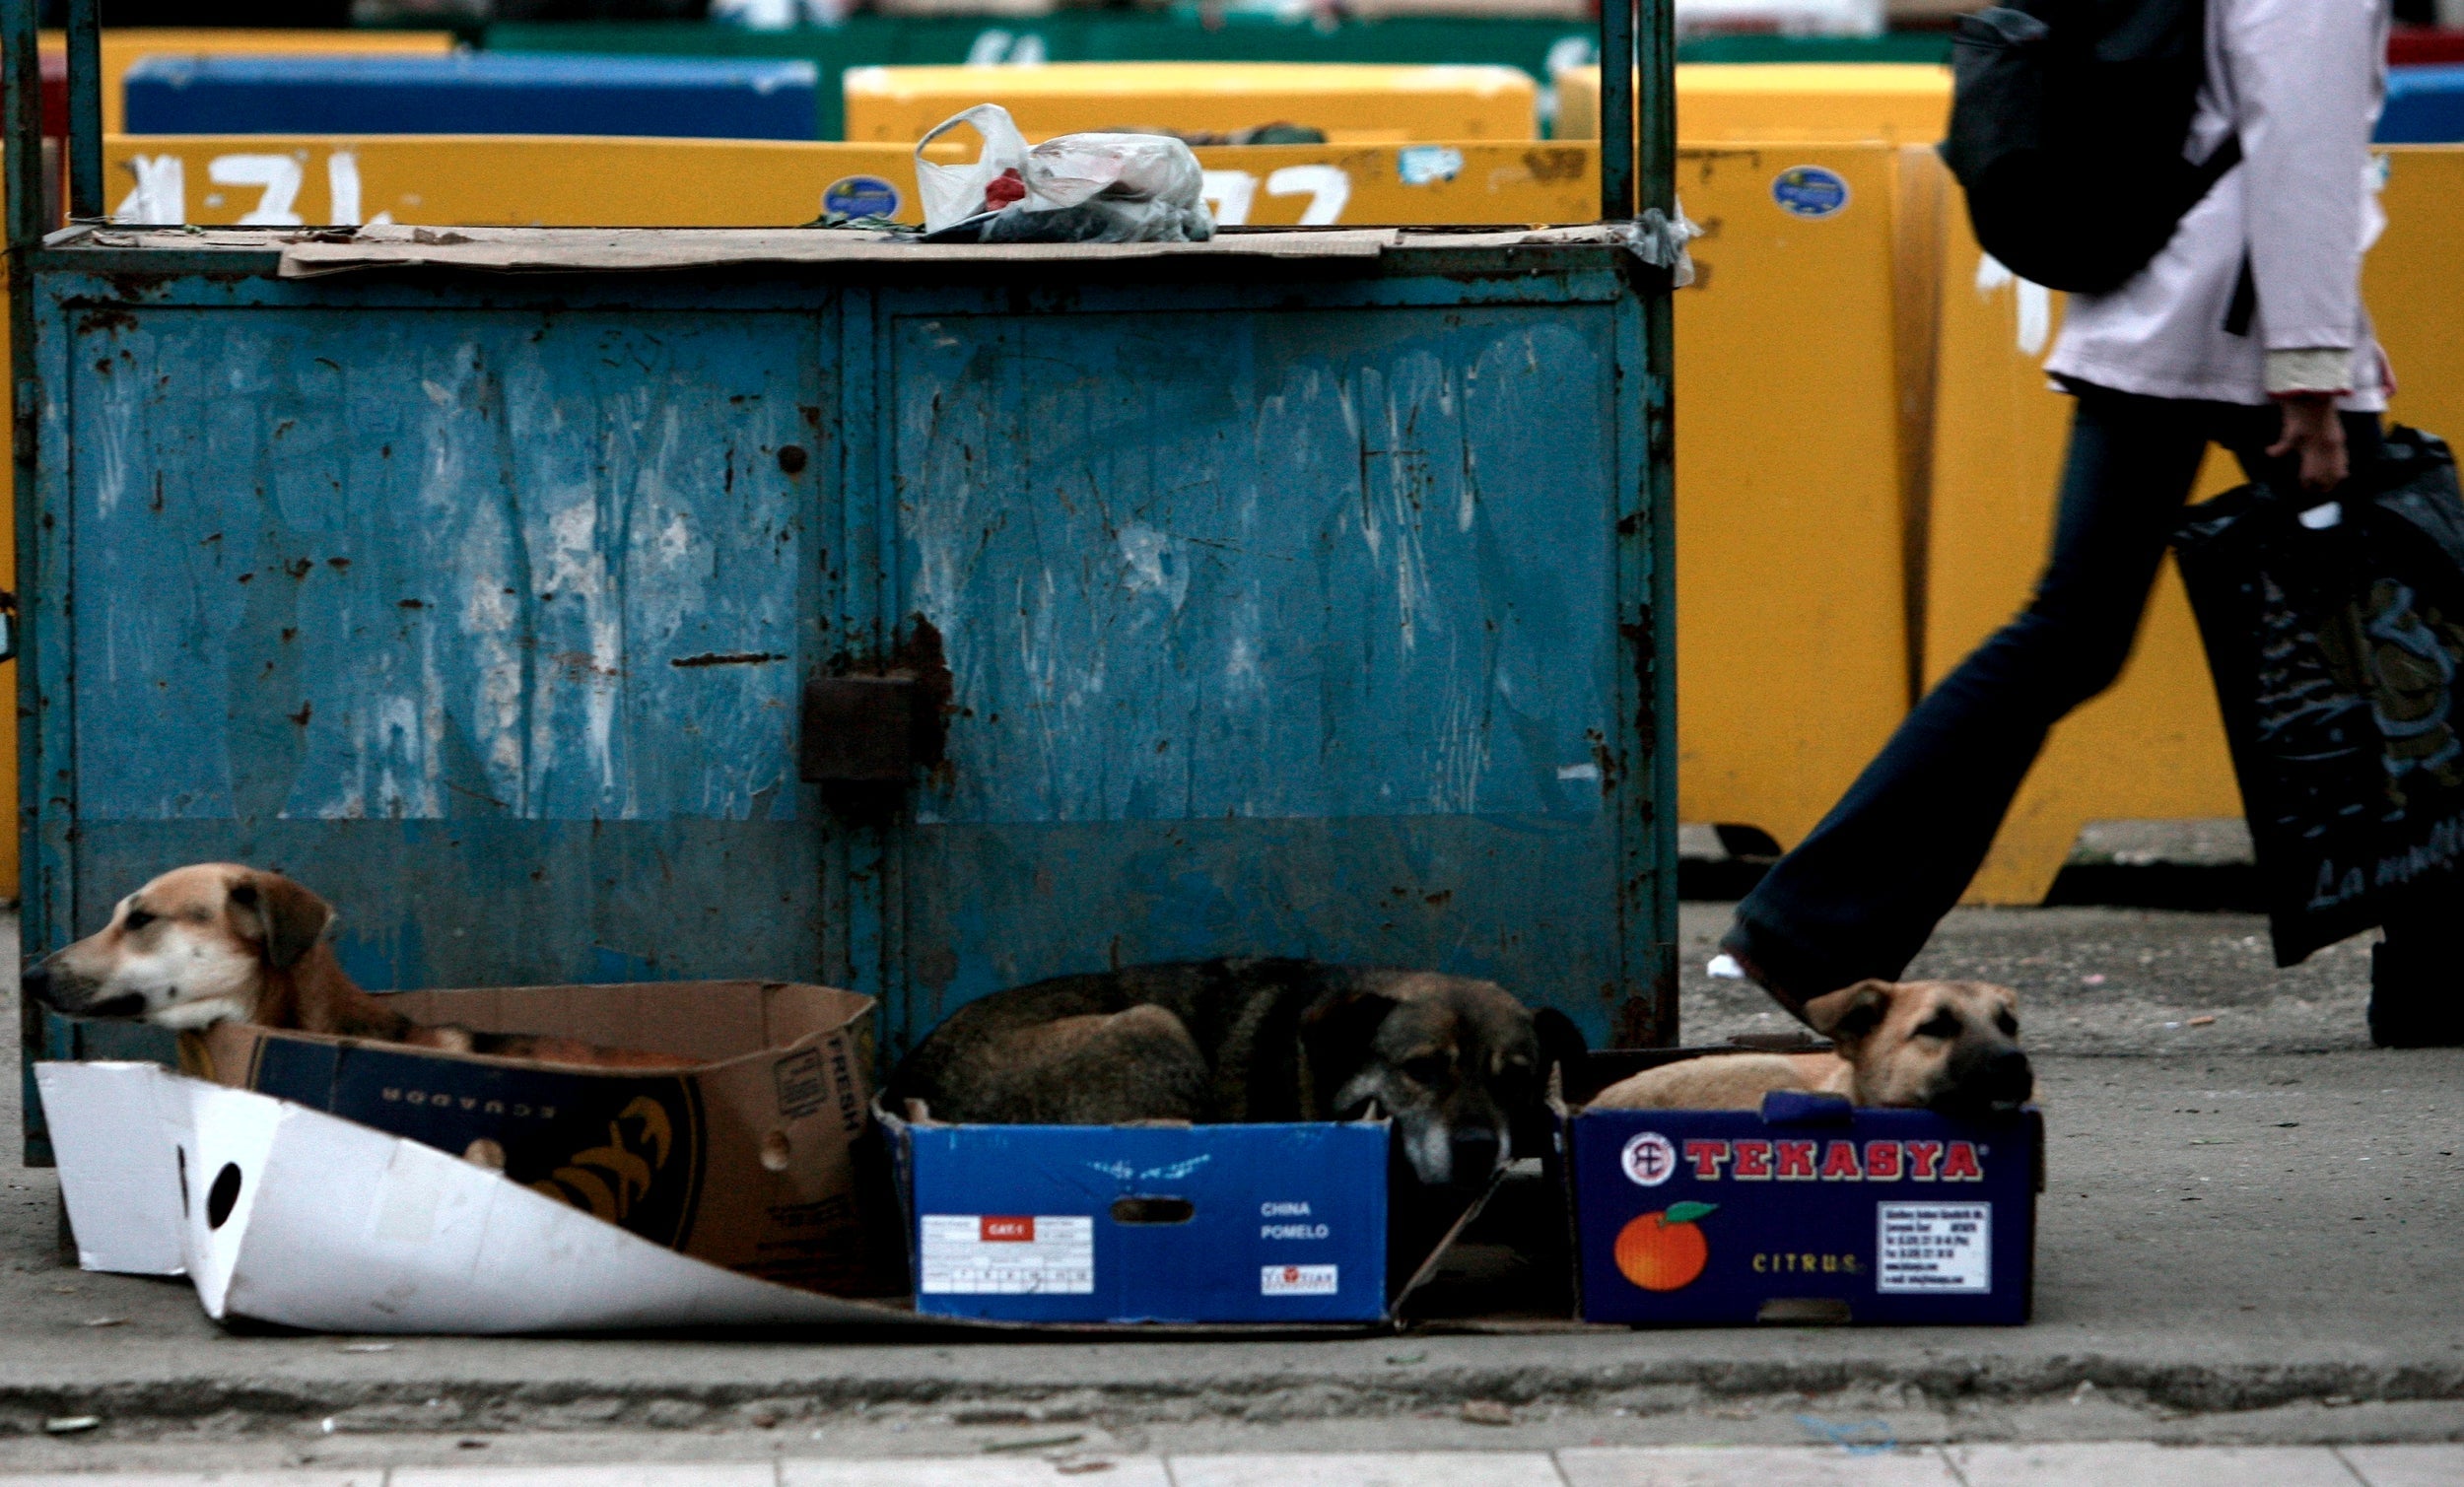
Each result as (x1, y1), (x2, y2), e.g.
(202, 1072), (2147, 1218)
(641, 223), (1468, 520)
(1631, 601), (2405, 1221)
(34, 1062), (190, 1276)
(382, 980), (766, 1061)
(249, 980), (874, 1069)
(1388, 1165), (1511, 1320)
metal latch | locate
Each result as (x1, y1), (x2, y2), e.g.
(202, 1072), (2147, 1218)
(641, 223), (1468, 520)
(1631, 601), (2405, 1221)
(799, 675), (922, 782)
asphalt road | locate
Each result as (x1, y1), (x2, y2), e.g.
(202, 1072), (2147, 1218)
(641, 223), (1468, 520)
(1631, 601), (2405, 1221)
(4, 906), (2460, 1474)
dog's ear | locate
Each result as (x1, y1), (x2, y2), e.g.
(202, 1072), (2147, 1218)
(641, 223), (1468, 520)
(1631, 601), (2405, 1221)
(1804, 980), (1893, 1046)
(1297, 987), (1398, 1117)
(1532, 1007), (1588, 1093)
(228, 871), (335, 971)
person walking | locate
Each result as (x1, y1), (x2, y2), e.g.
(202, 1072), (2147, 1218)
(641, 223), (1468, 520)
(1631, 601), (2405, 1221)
(1721, 0), (2459, 1047)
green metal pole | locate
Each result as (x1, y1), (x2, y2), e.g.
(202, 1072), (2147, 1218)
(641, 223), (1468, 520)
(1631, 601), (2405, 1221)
(4, 0), (47, 1163)
(1641, 0), (1680, 1039)
(66, 0), (102, 221)
(1599, 0), (1634, 220)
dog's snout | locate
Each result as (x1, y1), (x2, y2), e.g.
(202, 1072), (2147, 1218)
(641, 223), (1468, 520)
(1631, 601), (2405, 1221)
(1984, 1048), (2033, 1106)
(20, 962), (52, 1010)
(1450, 1126), (1503, 1184)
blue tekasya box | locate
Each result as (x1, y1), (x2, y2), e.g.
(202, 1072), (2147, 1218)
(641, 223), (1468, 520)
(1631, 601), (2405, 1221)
(881, 1112), (1393, 1325)
(1569, 1094), (2042, 1325)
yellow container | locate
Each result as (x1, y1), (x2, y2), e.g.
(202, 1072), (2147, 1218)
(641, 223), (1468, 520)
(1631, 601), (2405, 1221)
(106, 135), (943, 229)
(842, 62), (1540, 144)
(99, 134), (1597, 229)
(1671, 143), (1927, 853)
(1557, 64), (1952, 145)
(1922, 145), (2464, 905)
(45, 28), (457, 136)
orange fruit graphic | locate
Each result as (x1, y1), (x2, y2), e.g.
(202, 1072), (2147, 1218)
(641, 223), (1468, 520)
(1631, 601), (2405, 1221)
(1612, 1202), (1717, 1291)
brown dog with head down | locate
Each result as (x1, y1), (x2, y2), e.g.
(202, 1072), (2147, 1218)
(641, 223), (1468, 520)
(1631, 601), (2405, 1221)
(1588, 980), (2033, 1115)
(24, 863), (687, 1069)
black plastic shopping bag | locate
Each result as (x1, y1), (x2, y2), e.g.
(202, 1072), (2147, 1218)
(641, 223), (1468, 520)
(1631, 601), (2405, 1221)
(2173, 426), (2464, 966)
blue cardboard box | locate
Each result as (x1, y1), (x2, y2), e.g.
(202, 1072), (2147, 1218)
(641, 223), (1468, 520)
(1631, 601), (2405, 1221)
(1568, 1093), (2041, 1325)
(124, 54), (821, 142)
(881, 1111), (1395, 1325)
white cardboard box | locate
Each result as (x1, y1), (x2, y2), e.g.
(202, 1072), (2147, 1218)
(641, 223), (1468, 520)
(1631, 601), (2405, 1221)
(35, 1060), (934, 1333)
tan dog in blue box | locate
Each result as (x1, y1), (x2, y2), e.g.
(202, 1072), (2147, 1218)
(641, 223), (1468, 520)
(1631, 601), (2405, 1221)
(1589, 980), (2033, 1115)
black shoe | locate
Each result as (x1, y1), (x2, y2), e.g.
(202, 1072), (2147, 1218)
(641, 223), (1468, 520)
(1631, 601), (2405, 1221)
(2368, 939), (2464, 1048)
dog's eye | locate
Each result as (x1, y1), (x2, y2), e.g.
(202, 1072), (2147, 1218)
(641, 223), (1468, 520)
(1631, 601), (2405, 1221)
(1401, 1054), (1452, 1087)
(1996, 1011), (2019, 1037)
(122, 909), (156, 932)
(1916, 1011), (1961, 1041)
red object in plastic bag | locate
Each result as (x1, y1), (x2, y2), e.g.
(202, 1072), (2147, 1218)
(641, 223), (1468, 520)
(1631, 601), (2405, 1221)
(984, 169), (1026, 210)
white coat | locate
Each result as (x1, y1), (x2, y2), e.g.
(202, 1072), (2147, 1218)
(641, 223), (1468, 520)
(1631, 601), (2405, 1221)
(2043, 0), (2392, 409)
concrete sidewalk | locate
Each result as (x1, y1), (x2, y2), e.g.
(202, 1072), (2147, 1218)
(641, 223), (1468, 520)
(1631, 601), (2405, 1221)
(4, 906), (2461, 1473)
(5, 1443), (2464, 1486)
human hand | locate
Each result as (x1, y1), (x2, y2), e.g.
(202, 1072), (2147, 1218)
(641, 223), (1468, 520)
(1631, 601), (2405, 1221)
(2267, 394), (2348, 493)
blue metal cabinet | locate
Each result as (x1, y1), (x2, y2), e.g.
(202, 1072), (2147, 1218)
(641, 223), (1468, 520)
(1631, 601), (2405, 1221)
(20, 236), (1673, 1158)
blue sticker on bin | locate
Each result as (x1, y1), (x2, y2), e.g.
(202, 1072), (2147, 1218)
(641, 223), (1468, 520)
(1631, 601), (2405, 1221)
(1771, 165), (1850, 219)
(823, 174), (901, 219)
(1398, 146), (1464, 186)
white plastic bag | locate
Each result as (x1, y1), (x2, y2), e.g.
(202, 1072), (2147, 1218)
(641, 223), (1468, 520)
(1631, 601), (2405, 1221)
(913, 104), (1213, 244)
(915, 103), (1033, 235)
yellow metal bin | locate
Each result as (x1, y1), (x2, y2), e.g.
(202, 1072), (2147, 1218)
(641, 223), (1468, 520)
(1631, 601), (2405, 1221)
(1558, 63), (1952, 145)
(1671, 143), (1929, 856)
(841, 61), (1540, 144)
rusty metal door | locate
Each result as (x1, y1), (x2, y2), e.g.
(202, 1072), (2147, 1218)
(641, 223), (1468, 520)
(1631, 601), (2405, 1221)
(850, 269), (1666, 1060)
(42, 292), (831, 992)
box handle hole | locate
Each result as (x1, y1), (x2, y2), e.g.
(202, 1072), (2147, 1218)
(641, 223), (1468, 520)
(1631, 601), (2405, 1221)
(205, 1163), (243, 1231)
(1110, 1196), (1195, 1225)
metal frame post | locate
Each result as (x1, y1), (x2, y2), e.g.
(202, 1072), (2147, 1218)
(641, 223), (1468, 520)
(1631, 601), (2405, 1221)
(1640, 0), (1680, 1038)
(1601, 0), (1681, 1039)
(4, 0), (45, 1163)
(1637, 0), (1677, 228)
(3, 0), (43, 249)
(1600, 0), (1635, 220)
(66, 0), (102, 221)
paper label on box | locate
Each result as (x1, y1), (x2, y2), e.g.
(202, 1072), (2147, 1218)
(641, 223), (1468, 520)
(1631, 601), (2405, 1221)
(1261, 1263), (1339, 1296)
(1876, 1202), (1991, 1293)
(919, 1214), (1094, 1295)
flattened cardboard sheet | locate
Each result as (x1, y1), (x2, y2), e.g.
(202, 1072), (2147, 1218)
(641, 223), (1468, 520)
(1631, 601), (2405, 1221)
(39, 1061), (928, 1333)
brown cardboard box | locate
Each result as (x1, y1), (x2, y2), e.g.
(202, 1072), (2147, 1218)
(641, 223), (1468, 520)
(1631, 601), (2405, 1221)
(190, 980), (902, 1298)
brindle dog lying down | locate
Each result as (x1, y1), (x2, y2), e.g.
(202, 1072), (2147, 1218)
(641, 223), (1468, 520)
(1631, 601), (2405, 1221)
(888, 958), (1587, 1190)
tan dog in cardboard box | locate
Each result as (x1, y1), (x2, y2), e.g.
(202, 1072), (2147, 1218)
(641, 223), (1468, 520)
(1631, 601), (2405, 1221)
(24, 863), (688, 1070)
(1589, 980), (2034, 1115)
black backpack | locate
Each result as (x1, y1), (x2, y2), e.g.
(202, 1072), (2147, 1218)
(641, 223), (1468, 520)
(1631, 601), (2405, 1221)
(1940, 0), (2242, 295)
